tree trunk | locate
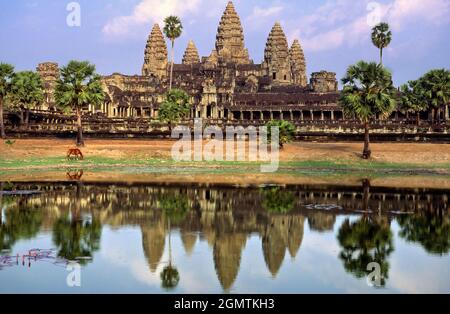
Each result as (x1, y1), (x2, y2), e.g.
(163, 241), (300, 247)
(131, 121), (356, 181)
(362, 121), (371, 159)
(76, 107), (84, 147)
(0, 98), (6, 139)
(431, 108), (435, 124)
(362, 179), (371, 212)
(380, 48), (383, 66)
(416, 113), (420, 126)
(169, 40), (175, 90)
(25, 109), (30, 129)
(19, 110), (24, 127)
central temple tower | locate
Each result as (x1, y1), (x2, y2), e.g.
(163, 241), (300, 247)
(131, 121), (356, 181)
(214, 1), (250, 64)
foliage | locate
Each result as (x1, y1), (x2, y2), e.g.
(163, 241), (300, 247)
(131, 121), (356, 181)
(158, 89), (190, 127)
(399, 80), (428, 114)
(265, 120), (295, 148)
(160, 265), (180, 290)
(397, 211), (450, 255)
(52, 215), (102, 264)
(4, 139), (15, 147)
(159, 193), (189, 224)
(0, 63), (15, 138)
(260, 187), (295, 214)
(54, 60), (104, 146)
(340, 61), (396, 122)
(0, 201), (43, 251)
(418, 69), (450, 110)
(54, 61), (104, 113)
(371, 22), (392, 64)
(163, 16), (183, 41)
(0, 63), (14, 101)
(9, 71), (44, 112)
(337, 217), (394, 287)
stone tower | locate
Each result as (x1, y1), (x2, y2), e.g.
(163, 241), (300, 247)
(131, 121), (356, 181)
(37, 62), (60, 110)
(182, 40), (200, 65)
(289, 39), (308, 87)
(215, 1), (250, 64)
(263, 22), (291, 85)
(142, 24), (168, 79)
(310, 71), (338, 93)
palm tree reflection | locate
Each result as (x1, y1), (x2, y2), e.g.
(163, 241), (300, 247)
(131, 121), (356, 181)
(337, 217), (394, 287)
(397, 209), (450, 256)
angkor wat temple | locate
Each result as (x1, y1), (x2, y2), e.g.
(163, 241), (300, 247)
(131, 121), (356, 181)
(7, 1), (448, 139)
(35, 1), (338, 122)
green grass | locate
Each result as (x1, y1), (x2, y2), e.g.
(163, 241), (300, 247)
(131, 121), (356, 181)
(1, 156), (449, 176)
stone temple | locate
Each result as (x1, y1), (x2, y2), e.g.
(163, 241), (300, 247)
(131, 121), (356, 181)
(36, 1), (342, 123)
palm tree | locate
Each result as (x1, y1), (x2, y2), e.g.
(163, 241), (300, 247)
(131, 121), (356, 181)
(159, 88), (190, 132)
(418, 69), (450, 124)
(340, 61), (397, 159)
(0, 63), (15, 139)
(10, 71), (44, 129)
(371, 22), (392, 65)
(266, 120), (296, 149)
(337, 217), (394, 287)
(54, 61), (104, 147)
(400, 80), (428, 125)
(163, 16), (183, 90)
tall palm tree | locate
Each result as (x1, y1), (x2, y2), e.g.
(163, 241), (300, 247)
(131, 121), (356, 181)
(340, 61), (396, 159)
(54, 61), (104, 147)
(418, 69), (450, 124)
(10, 71), (44, 129)
(371, 22), (392, 65)
(400, 80), (428, 125)
(0, 63), (15, 139)
(163, 16), (183, 90)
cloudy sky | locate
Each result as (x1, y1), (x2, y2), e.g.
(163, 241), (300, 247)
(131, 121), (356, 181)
(1, 0), (449, 86)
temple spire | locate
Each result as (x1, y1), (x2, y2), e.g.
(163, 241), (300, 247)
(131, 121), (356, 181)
(263, 22), (291, 84)
(290, 39), (308, 87)
(142, 24), (168, 78)
(182, 40), (200, 65)
(215, 1), (250, 64)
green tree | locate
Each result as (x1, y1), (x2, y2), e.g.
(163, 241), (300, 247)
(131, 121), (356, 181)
(266, 120), (295, 149)
(0, 200), (43, 251)
(54, 61), (104, 147)
(159, 192), (185, 291)
(0, 63), (15, 139)
(400, 80), (428, 125)
(9, 71), (44, 128)
(163, 16), (183, 90)
(261, 187), (295, 214)
(418, 69), (450, 124)
(159, 193), (189, 225)
(337, 217), (394, 287)
(159, 89), (190, 131)
(340, 61), (396, 159)
(52, 214), (102, 265)
(371, 22), (392, 65)
(397, 211), (450, 256)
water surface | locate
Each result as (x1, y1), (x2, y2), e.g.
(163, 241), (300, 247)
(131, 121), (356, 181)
(0, 181), (449, 293)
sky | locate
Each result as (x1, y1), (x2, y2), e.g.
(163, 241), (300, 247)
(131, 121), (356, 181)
(0, 0), (449, 86)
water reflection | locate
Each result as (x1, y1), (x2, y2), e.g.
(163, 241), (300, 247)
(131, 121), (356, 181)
(0, 181), (449, 292)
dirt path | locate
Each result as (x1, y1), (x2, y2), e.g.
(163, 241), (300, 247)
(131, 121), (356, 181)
(1, 139), (450, 165)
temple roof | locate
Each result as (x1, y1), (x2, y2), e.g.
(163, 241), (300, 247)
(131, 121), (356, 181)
(182, 40), (200, 65)
(264, 22), (289, 67)
(215, 1), (250, 64)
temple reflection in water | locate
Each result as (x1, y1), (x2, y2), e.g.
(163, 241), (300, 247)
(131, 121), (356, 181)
(0, 182), (449, 291)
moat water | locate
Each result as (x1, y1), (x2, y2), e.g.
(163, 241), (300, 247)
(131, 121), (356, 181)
(0, 181), (449, 293)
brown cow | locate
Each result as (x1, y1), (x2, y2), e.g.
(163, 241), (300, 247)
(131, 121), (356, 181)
(67, 148), (84, 160)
